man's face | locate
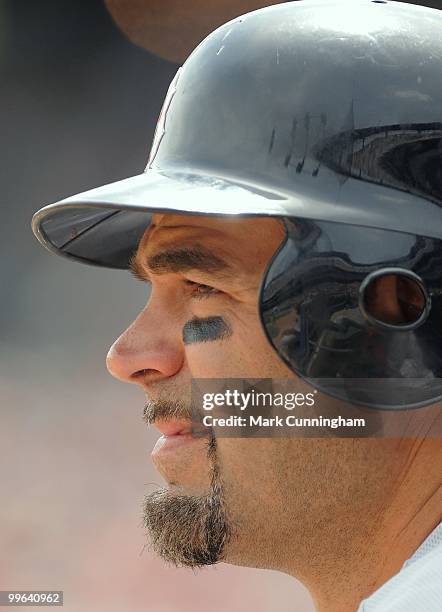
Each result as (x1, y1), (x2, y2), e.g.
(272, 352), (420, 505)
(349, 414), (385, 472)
(106, 213), (295, 564)
(106, 213), (405, 574)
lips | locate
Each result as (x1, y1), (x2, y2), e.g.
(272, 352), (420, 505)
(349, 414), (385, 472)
(150, 418), (213, 488)
(154, 419), (192, 437)
(151, 419), (200, 456)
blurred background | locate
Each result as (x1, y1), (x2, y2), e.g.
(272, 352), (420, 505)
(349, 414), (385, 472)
(0, 1), (439, 611)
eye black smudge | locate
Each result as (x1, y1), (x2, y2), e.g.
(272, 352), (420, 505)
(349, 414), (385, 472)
(182, 316), (232, 345)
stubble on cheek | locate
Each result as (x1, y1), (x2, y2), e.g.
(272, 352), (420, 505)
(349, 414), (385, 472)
(209, 437), (292, 569)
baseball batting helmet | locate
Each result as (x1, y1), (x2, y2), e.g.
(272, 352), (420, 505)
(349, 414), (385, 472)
(32, 0), (442, 409)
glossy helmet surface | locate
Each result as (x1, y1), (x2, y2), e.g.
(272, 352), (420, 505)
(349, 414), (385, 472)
(32, 0), (442, 408)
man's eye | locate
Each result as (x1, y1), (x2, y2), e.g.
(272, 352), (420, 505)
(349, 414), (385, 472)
(185, 280), (221, 299)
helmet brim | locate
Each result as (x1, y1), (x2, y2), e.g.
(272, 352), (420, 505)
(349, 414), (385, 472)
(31, 168), (290, 269)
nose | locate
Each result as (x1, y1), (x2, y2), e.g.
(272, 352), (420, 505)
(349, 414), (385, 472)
(106, 305), (184, 385)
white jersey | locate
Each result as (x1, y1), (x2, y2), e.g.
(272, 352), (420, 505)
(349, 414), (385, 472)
(357, 522), (442, 611)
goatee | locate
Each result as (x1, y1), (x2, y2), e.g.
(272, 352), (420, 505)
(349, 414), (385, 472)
(142, 436), (231, 567)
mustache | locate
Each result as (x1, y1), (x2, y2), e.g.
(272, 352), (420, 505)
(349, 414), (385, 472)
(142, 397), (193, 426)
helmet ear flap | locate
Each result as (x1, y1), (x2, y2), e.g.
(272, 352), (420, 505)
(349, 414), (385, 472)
(260, 218), (442, 409)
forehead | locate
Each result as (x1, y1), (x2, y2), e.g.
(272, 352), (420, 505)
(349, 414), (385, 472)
(136, 213), (284, 257)
(131, 213), (286, 283)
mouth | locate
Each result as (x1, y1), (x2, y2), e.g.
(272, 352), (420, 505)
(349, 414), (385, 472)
(151, 419), (202, 456)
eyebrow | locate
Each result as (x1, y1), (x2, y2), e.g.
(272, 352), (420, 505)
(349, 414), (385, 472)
(129, 245), (232, 282)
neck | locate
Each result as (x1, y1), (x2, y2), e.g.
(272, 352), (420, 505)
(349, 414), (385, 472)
(290, 439), (442, 612)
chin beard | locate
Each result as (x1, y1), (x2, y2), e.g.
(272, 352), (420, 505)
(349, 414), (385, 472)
(142, 438), (230, 567)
